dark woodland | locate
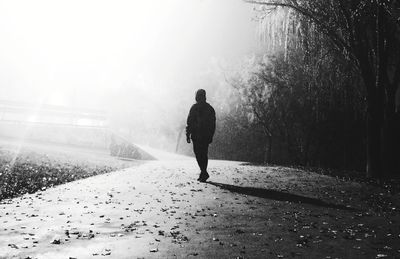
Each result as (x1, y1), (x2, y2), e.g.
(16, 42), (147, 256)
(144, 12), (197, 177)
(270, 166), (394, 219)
(207, 0), (400, 179)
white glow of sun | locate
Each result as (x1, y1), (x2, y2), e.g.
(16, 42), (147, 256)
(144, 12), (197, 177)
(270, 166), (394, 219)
(0, 0), (256, 110)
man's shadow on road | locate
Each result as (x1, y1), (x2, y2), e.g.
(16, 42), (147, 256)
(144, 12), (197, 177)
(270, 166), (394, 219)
(207, 181), (355, 211)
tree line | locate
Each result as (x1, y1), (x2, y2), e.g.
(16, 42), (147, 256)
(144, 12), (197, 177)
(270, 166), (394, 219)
(208, 0), (400, 178)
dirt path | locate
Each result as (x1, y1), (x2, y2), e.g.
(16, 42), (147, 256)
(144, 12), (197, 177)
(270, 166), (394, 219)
(1, 159), (399, 259)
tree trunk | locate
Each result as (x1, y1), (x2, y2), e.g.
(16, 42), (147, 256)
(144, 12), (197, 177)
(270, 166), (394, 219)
(268, 135), (273, 163)
(363, 67), (383, 178)
(356, 37), (384, 178)
(366, 110), (382, 178)
(382, 84), (399, 177)
(263, 132), (272, 164)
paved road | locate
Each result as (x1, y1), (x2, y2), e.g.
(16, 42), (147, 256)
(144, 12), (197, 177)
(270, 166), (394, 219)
(1, 158), (399, 258)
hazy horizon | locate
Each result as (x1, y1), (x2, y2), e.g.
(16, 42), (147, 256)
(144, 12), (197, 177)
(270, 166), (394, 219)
(0, 0), (261, 112)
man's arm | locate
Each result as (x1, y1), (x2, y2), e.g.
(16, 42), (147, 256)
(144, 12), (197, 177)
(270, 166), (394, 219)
(186, 105), (196, 143)
(211, 107), (216, 135)
(208, 106), (216, 143)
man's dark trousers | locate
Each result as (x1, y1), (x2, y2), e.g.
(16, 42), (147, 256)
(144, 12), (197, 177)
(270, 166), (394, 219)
(193, 141), (209, 173)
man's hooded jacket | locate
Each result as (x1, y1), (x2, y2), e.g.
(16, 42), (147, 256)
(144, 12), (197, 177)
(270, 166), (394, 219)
(186, 89), (216, 144)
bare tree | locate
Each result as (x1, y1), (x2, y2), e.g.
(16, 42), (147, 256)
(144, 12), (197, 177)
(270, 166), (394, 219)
(246, 0), (400, 178)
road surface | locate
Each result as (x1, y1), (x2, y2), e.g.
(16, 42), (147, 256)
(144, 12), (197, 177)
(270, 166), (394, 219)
(1, 157), (399, 258)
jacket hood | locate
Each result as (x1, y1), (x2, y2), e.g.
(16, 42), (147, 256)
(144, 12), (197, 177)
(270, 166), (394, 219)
(195, 89), (206, 103)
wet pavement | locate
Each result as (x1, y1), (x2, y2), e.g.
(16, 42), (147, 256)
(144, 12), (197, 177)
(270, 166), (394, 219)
(1, 159), (399, 258)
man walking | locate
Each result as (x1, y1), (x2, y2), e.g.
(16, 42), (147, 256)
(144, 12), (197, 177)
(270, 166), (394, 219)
(186, 89), (216, 182)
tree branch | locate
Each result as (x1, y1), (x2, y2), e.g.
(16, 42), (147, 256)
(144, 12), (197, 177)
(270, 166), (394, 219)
(252, 106), (272, 136)
(244, 0), (353, 55)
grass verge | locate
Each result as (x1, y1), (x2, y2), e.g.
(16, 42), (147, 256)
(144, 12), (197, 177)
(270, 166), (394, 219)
(0, 147), (140, 201)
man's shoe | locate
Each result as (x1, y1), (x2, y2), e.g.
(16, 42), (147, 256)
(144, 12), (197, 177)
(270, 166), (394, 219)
(198, 177), (208, 183)
(197, 172), (203, 181)
(198, 171), (209, 182)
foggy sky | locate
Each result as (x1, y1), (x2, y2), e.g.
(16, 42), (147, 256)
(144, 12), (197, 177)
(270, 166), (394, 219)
(0, 0), (259, 110)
